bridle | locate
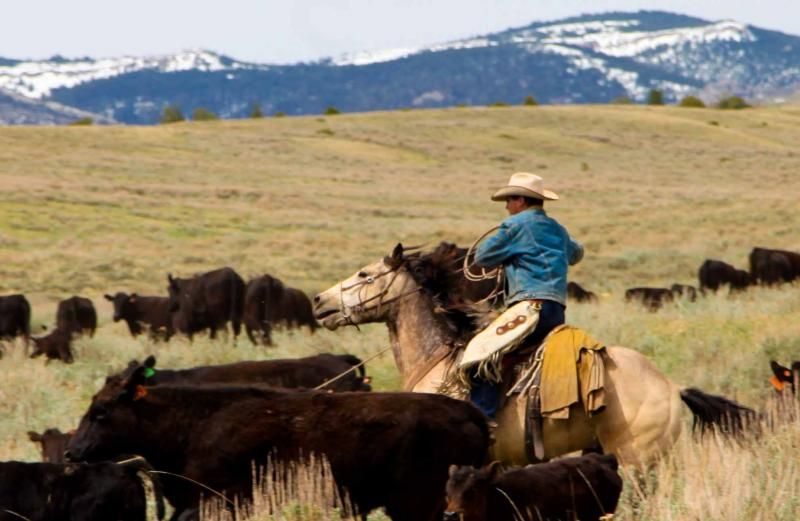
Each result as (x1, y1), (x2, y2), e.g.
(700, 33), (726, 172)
(337, 260), (421, 327)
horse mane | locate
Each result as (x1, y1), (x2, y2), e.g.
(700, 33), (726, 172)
(404, 242), (500, 342)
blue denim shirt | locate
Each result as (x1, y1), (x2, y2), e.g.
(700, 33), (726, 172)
(474, 208), (583, 306)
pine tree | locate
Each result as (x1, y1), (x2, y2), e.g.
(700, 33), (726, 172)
(192, 107), (219, 121)
(161, 105), (185, 124)
(647, 89), (664, 106)
(250, 103), (264, 118)
(523, 95), (539, 106)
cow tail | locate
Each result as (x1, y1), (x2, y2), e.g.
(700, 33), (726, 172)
(231, 273), (245, 340)
(117, 457), (167, 520)
(680, 387), (757, 438)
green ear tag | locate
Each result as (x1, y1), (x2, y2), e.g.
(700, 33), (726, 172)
(143, 367), (156, 379)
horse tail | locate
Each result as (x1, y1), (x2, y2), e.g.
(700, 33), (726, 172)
(680, 387), (757, 437)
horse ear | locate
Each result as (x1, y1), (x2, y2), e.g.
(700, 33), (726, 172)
(482, 461), (502, 481)
(392, 243), (404, 261)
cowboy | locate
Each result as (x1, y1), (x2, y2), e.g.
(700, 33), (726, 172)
(463, 172), (584, 418)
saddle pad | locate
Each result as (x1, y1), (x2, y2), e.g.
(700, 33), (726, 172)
(459, 300), (541, 381)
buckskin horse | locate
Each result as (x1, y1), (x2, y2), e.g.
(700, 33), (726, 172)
(314, 244), (755, 467)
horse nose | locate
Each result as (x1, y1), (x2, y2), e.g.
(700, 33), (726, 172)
(443, 512), (460, 521)
(313, 294), (321, 304)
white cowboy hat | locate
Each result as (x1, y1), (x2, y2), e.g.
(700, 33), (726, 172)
(490, 172), (559, 201)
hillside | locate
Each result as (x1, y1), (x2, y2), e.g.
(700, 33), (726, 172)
(2, 105), (800, 519)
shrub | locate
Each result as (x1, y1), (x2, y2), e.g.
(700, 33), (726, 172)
(647, 89), (664, 105)
(68, 117), (93, 126)
(273, 111), (286, 118)
(717, 96), (751, 109)
(250, 103), (264, 118)
(523, 95), (538, 106)
(192, 107), (219, 121)
(679, 96), (706, 108)
(160, 105), (185, 124)
(489, 101), (509, 107)
(611, 95), (634, 105)
(323, 106), (340, 115)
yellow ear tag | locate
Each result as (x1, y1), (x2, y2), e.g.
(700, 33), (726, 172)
(134, 385), (148, 401)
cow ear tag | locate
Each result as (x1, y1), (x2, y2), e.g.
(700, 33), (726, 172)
(134, 385), (148, 401)
(144, 367), (156, 379)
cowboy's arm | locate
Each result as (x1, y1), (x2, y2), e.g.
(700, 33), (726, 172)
(474, 224), (514, 268)
(568, 236), (584, 265)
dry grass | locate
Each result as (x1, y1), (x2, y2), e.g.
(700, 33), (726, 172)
(1, 105), (800, 519)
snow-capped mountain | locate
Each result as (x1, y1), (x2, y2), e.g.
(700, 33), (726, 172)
(0, 50), (260, 99)
(1, 11), (799, 124)
(0, 87), (111, 125)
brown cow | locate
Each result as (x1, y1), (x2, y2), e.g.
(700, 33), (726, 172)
(243, 274), (317, 346)
(167, 267), (245, 341)
(625, 286), (674, 311)
(750, 247), (800, 286)
(0, 294), (31, 347)
(670, 283), (698, 302)
(444, 454), (622, 521)
(57, 296), (97, 337)
(66, 370), (489, 521)
(567, 281), (598, 303)
(104, 292), (174, 341)
(698, 259), (751, 293)
(28, 428), (74, 463)
(113, 353), (371, 392)
(0, 459), (165, 521)
(30, 327), (74, 364)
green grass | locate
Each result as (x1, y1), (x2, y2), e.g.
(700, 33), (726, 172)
(1, 104), (799, 519)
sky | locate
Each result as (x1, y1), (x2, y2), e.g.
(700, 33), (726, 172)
(3, 0), (800, 64)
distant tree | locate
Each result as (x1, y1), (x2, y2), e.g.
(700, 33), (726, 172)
(679, 95), (706, 108)
(523, 95), (539, 106)
(191, 107), (219, 121)
(489, 101), (509, 107)
(161, 105), (185, 124)
(249, 103), (264, 118)
(647, 89), (664, 105)
(717, 96), (751, 109)
(610, 95), (634, 105)
(273, 111), (286, 118)
(68, 117), (93, 126)
(324, 106), (340, 115)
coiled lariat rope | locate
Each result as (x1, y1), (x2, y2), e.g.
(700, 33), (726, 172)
(463, 226), (505, 306)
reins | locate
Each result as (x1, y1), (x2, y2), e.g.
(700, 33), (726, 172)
(337, 260), (422, 327)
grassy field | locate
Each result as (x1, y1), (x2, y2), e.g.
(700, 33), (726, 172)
(1, 104), (799, 519)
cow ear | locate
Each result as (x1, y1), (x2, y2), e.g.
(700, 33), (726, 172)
(771, 360), (791, 381)
(129, 293), (137, 303)
(144, 355), (156, 368)
(119, 366), (148, 402)
(104, 294), (114, 301)
(28, 431), (42, 442)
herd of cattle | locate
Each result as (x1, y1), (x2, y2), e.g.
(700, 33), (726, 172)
(569, 246), (800, 311)
(1, 245), (798, 520)
(0, 268), (319, 362)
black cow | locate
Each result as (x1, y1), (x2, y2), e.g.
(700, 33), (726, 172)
(28, 428), (74, 463)
(625, 287), (674, 311)
(30, 327), (74, 364)
(244, 274), (317, 346)
(0, 294), (31, 347)
(670, 283), (698, 302)
(167, 267), (245, 342)
(57, 296), (97, 337)
(698, 259), (751, 293)
(0, 459), (165, 521)
(750, 247), (800, 286)
(567, 281), (598, 303)
(67, 370), (489, 521)
(113, 353), (372, 392)
(444, 454), (622, 521)
(105, 292), (174, 341)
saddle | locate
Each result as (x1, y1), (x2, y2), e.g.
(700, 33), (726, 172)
(503, 325), (608, 462)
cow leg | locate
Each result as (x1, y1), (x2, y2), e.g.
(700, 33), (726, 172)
(245, 325), (258, 346)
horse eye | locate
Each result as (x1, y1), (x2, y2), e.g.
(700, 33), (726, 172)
(358, 271), (368, 278)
